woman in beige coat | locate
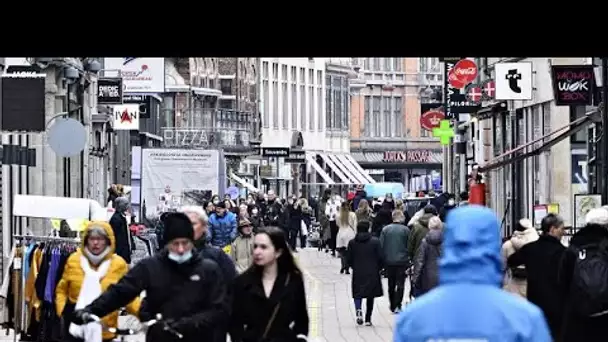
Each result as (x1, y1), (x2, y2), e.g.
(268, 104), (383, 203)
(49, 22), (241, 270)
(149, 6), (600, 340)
(336, 202), (357, 274)
(501, 218), (539, 297)
(230, 219), (255, 273)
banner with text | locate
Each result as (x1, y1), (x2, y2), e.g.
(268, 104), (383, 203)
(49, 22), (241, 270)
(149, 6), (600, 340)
(551, 65), (595, 106)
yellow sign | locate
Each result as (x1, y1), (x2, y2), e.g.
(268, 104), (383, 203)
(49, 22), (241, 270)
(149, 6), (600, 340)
(547, 203), (560, 214)
(50, 218), (89, 232)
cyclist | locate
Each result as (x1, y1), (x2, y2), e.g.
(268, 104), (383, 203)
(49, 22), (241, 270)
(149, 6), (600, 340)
(73, 212), (229, 342)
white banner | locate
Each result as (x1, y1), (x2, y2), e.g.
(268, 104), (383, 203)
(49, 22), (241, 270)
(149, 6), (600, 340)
(104, 58), (165, 93)
(141, 149), (221, 219)
(113, 104), (139, 130)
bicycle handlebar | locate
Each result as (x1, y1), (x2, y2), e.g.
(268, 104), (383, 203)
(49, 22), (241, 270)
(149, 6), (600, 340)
(83, 313), (183, 339)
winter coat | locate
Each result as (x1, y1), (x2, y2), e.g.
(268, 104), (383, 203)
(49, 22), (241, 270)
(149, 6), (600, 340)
(109, 211), (132, 264)
(352, 190), (367, 212)
(336, 212), (357, 249)
(264, 200), (283, 227)
(407, 213), (433, 260)
(55, 222), (141, 341)
(379, 222), (410, 266)
(559, 224), (608, 342)
(347, 232), (384, 299)
(412, 229), (443, 295)
(208, 211), (238, 248)
(501, 226), (539, 297)
(372, 208), (392, 236)
(394, 206), (551, 342)
(86, 250), (229, 342)
(301, 207), (313, 230)
(355, 208), (372, 224)
(507, 234), (566, 341)
(194, 237), (238, 284)
(230, 269), (309, 342)
(318, 198), (330, 239)
(230, 235), (254, 273)
(248, 215), (264, 233)
(288, 205), (303, 232)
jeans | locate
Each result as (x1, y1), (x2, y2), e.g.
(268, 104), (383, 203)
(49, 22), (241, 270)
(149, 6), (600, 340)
(354, 297), (375, 321)
(337, 247), (349, 271)
(385, 265), (407, 311)
(289, 228), (300, 251)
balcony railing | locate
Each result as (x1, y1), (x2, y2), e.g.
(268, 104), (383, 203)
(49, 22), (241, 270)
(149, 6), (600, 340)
(160, 108), (260, 150)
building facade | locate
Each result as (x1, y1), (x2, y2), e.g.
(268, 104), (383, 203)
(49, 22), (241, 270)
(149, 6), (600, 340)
(350, 58), (443, 192)
(471, 57), (594, 234)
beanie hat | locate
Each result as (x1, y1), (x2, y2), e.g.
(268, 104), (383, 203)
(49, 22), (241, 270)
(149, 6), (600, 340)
(424, 204), (438, 215)
(161, 212), (194, 243)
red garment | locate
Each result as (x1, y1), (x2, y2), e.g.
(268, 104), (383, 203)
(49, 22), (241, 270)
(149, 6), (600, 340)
(347, 192), (356, 201)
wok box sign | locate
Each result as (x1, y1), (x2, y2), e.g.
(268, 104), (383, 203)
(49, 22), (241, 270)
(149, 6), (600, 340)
(551, 65), (595, 106)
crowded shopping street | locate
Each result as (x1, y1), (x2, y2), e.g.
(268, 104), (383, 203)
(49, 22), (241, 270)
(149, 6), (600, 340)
(3, 57), (608, 342)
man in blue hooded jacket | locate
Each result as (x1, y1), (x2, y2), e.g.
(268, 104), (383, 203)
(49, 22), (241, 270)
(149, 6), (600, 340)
(208, 201), (238, 248)
(394, 205), (551, 342)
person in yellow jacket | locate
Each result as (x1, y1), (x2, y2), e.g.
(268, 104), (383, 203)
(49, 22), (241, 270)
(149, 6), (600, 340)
(55, 221), (140, 342)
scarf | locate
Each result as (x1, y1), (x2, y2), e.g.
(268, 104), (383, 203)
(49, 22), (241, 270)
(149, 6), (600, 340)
(69, 255), (111, 342)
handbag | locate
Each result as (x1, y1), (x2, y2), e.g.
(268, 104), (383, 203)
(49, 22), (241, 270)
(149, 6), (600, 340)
(300, 220), (308, 236)
(261, 274), (291, 341)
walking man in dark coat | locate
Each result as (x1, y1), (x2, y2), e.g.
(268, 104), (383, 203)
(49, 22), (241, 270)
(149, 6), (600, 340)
(109, 196), (133, 264)
(347, 221), (384, 326)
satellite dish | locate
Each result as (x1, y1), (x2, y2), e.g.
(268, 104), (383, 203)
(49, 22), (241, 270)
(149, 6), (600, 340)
(48, 118), (87, 157)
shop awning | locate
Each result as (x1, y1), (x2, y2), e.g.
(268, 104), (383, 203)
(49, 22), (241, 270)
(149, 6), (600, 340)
(479, 111), (597, 173)
(228, 171), (260, 193)
(342, 154), (377, 183)
(333, 154), (372, 184)
(328, 154), (368, 184)
(319, 153), (353, 184)
(306, 153), (335, 185)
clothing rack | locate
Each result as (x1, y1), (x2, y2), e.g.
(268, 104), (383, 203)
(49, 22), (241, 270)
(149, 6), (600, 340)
(12, 235), (80, 244)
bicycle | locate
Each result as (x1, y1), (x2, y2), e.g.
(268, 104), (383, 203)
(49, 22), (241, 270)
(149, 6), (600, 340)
(79, 312), (184, 341)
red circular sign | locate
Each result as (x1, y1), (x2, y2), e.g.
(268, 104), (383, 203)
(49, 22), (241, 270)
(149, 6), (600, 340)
(449, 59), (478, 87)
(420, 110), (445, 131)
(448, 70), (466, 88)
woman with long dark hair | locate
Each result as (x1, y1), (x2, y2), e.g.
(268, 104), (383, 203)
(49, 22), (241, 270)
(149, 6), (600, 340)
(230, 227), (309, 342)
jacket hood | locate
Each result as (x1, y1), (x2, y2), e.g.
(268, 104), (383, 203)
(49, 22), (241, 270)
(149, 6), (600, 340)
(418, 213), (434, 228)
(407, 209), (424, 226)
(510, 226), (539, 250)
(355, 232), (372, 242)
(81, 221), (116, 257)
(439, 205), (502, 286)
(426, 229), (443, 245)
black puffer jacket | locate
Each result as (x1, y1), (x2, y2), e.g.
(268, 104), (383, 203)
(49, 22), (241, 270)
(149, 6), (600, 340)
(86, 250), (229, 342)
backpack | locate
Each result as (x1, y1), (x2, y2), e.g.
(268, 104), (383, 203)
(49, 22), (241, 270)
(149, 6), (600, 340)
(570, 240), (608, 317)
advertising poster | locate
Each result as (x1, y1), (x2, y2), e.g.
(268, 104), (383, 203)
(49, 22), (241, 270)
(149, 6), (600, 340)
(141, 149), (223, 219)
(103, 58), (165, 93)
(551, 65), (595, 106)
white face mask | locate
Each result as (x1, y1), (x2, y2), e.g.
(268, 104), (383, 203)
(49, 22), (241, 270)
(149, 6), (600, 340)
(252, 209), (258, 215)
(168, 250), (193, 264)
(448, 199), (455, 206)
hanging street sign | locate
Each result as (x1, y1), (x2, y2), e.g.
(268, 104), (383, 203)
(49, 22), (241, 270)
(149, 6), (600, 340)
(432, 120), (455, 145)
(495, 62), (533, 100)
(465, 79), (496, 104)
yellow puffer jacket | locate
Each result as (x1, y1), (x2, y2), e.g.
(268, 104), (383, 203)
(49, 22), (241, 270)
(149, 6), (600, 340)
(55, 221), (141, 340)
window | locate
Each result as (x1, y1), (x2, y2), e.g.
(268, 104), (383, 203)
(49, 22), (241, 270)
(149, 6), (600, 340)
(291, 83), (297, 129)
(373, 58), (380, 71)
(384, 58), (392, 71)
(161, 94), (175, 128)
(373, 96), (381, 137)
(383, 97), (391, 137)
(326, 75), (332, 129)
(419, 58), (427, 72)
(300, 85), (306, 130)
(282, 82), (288, 129)
(334, 80), (341, 130)
(272, 81), (278, 129)
(220, 79), (232, 95)
(262, 62), (269, 78)
(317, 71), (322, 85)
(393, 58), (402, 72)
(364, 58), (370, 70)
(342, 77), (349, 129)
(364, 96), (370, 136)
(281, 65), (287, 81)
(309, 70), (314, 85)
(572, 106), (591, 143)
(291, 66), (296, 82)
(219, 99), (233, 109)
(272, 63), (278, 79)
(262, 80), (269, 128)
(394, 97), (402, 136)
(318, 87), (323, 131)
(309, 86), (314, 131)
(300, 68), (305, 83)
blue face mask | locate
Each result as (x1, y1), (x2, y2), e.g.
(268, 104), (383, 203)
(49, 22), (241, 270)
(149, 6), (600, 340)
(168, 250), (193, 264)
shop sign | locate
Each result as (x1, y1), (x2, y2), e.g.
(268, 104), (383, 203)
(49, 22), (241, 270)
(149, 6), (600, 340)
(551, 65), (595, 106)
(383, 150), (431, 163)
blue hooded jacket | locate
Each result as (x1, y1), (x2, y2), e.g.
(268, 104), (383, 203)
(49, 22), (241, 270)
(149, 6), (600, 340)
(394, 205), (551, 342)
(208, 211), (237, 247)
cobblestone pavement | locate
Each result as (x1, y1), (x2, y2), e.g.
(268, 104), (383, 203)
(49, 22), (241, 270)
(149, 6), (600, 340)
(0, 248), (407, 342)
(296, 247), (409, 342)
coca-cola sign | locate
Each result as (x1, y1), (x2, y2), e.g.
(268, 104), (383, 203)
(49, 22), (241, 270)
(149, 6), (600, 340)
(444, 59), (480, 120)
(448, 59), (478, 88)
(551, 65), (595, 106)
(383, 150), (433, 163)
